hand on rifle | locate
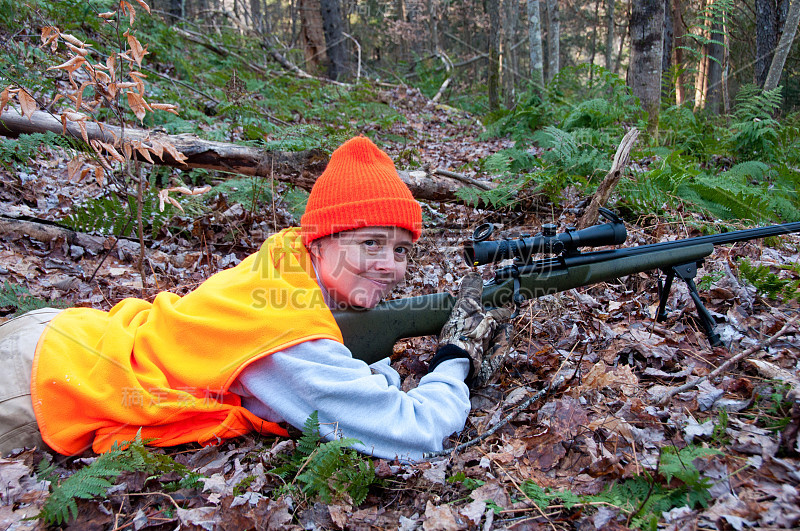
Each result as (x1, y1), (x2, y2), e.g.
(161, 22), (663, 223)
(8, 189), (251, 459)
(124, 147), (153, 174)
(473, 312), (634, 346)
(431, 272), (513, 387)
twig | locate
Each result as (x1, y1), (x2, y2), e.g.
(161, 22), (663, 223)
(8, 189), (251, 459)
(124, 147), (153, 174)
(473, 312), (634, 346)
(654, 314), (800, 405)
(432, 168), (494, 191)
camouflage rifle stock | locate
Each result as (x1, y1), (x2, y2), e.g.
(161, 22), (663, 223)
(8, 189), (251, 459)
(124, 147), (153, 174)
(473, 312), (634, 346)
(334, 209), (800, 365)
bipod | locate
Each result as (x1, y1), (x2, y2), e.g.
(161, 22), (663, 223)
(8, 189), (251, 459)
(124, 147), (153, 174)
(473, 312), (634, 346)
(657, 262), (722, 347)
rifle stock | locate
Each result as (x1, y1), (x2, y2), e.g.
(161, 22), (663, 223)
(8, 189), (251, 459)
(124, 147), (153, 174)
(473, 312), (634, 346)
(335, 243), (715, 364)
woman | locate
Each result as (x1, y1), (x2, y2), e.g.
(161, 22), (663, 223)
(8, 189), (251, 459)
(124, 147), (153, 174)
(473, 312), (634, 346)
(0, 136), (509, 461)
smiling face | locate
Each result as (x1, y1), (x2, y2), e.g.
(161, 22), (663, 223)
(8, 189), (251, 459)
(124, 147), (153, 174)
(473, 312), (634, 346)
(308, 226), (413, 309)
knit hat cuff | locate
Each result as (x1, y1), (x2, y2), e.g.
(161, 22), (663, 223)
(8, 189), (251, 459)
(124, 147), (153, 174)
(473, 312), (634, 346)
(301, 196), (422, 244)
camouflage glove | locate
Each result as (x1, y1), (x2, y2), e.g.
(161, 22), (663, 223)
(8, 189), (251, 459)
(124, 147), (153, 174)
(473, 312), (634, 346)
(472, 319), (514, 388)
(429, 272), (512, 386)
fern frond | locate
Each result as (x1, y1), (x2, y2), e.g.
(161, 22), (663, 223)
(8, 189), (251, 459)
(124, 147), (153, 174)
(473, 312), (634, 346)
(0, 281), (66, 316)
(37, 434), (200, 526)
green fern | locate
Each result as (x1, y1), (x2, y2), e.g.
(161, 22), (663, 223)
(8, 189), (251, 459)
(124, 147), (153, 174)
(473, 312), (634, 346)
(0, 281), (66, 316)
(684, 163), (777, 222)
(272, 411), (379, 505)
(729, 84), (782, 161)
(515, 446), (720, 530)
(533, 126), (609, 180)
(36, 434), (201, 525)
(63, 189), (173, 238)
(738, 258), (800, 302)
(562, 98), (623, 131)
(0, 132), (77, 170)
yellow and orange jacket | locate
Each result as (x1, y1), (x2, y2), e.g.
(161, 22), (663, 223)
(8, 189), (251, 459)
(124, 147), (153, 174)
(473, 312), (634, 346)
(32, 228), (342, 455)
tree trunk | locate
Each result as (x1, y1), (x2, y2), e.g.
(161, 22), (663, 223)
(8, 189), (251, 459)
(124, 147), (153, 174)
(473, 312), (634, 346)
(755, 0), (779, 87)
(693, 0), (708, 110)
(589, 0), (600, 77)
(605, 0), (615, 70)
(528, 0), (545, 95)
(764, 0), (800, 91)
(662, 0), (673, 100)
(299, 0), (328, 74)
(488, 0), (501, 109)
(615, 1), (630, 74)
(544, 0), (560, 82)
(672, 0), (687, 104)
(693, 0), (724, 113)
(319, 0), (347, 80)
(169, 0), (184, 20)
(628, 0), (665, 134)
(502, 0), (519, 107)
(705, 6), (725, 114)
(0, 109), (479, 203)
(428, 0), (440, 52)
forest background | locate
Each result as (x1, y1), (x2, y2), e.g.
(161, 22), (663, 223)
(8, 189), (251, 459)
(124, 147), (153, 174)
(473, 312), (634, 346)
(1, 0), (800, 529)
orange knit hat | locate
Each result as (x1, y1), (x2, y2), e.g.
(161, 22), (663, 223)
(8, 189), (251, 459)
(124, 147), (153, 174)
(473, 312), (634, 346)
(301, 136), (423, 244)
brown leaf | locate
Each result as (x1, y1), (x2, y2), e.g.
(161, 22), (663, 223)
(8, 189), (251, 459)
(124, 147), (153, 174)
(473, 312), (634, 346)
(0, 85), (11, 112)
(67, 156), (83, 181)
(18, 89), (37, 119)
(125, 33), (148, 66)
(132, 0), (151, 14)
(422, 501), (459, 531)
(48, 55), (85, 73)
(127, 90), (147, 121)
(469, 480), (511, 509)
(120, 1), (136, 25)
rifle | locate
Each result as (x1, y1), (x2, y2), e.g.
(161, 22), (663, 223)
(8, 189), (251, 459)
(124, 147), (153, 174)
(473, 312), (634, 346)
(333, 208), (800, 365)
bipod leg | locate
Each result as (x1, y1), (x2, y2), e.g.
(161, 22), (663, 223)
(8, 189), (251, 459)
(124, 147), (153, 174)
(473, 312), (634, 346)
(670, 262), (722, 347)
(656, 269), (676, 322)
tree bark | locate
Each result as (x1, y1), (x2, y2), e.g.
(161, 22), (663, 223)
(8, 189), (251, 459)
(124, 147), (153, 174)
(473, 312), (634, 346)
(528, 0), (545, 95)
(628, 0), (665, 134)
(299, 0), (328, 74)
(764, 0), (800, 91)
(502, 0), (519, 108)
(605, 0), (615, 70)
(756, 0), (779, 87)
(544, 0), (560, 83)
(488, 0), (501, 109)
(704, 5), (725, 114)
(672, 0), (687, 104)
(0, 109), (477, 202)
(319, 0), (347, 80)
(662, 0), (673, 100)
(589, 0), (600, 79)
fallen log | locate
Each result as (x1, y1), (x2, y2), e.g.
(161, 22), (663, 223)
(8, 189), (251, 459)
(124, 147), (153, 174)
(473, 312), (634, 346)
(0, 108), (474, 201)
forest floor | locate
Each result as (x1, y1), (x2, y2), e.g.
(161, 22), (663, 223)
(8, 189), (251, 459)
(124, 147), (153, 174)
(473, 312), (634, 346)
(1, 86), (800, 530)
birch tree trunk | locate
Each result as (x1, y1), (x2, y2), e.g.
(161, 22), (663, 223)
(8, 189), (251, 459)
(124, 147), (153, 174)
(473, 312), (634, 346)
(528, 0), (545, 95)
(764, 0), (800, 91)
(629, 0), (665, 134)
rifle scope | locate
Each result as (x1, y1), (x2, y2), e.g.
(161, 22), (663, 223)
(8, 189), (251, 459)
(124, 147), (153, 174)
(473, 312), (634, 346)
(463, 208), (628, 266)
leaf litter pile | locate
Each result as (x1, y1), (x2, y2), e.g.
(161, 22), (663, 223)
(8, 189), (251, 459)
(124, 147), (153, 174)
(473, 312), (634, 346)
(1, 94), (800, 530)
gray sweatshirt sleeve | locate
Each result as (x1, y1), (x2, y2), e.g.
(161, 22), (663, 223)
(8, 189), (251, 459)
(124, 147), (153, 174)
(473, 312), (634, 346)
(231, 339), (471, 461)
